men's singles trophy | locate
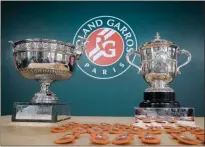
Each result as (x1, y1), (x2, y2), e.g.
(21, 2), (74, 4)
(9, 38), (85, 122)
(126, 33), (191, 108)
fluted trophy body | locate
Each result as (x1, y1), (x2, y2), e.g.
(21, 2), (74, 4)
(126, 33), (191, 107)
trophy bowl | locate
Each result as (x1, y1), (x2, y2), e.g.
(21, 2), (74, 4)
(9, 38), (85, 104)
(126, 33), (192, 107)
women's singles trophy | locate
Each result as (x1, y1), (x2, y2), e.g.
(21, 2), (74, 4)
(126, 33), (191, 108)
(9, 38), (86, 122)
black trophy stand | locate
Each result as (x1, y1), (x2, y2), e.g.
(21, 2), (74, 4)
(139, 92), (180, 108)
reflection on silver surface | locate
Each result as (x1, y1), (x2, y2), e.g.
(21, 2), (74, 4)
(134, 107), (195, 124)
(9, 38), (86, 103)
(126, 33), (191, 92)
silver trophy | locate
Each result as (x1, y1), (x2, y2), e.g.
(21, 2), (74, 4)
(9, 38), (86, 122)
(126, 33), (191, 107)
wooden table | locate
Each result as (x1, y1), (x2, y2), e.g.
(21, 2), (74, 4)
(0, 115), (204, 146)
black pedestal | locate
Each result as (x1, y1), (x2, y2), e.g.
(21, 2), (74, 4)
(139, 92), (180, 108)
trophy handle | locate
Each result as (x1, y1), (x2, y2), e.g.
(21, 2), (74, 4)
(126, 50), (142, 74)
(8, 41), (18, 68)
(8, 41), (15, 53)
(177, 49), (192, 74)
(8, 41), (15, 47)
(74, 38), (88, 60)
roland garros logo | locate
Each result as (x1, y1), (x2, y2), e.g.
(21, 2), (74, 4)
(73, 16), (137, 79)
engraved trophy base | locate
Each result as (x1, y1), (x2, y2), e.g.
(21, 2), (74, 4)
(12, 102), (71, 123)
(134, 107), (195, 125)
(139, 92), (180, 108)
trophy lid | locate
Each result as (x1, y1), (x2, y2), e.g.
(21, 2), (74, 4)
(140, 32), (179, 49)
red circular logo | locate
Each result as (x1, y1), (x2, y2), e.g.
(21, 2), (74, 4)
(85, 28), (124, 66)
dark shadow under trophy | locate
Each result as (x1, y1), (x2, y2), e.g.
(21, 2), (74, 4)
(126, 33), (191, 108)
(9, 39), (85, 122)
